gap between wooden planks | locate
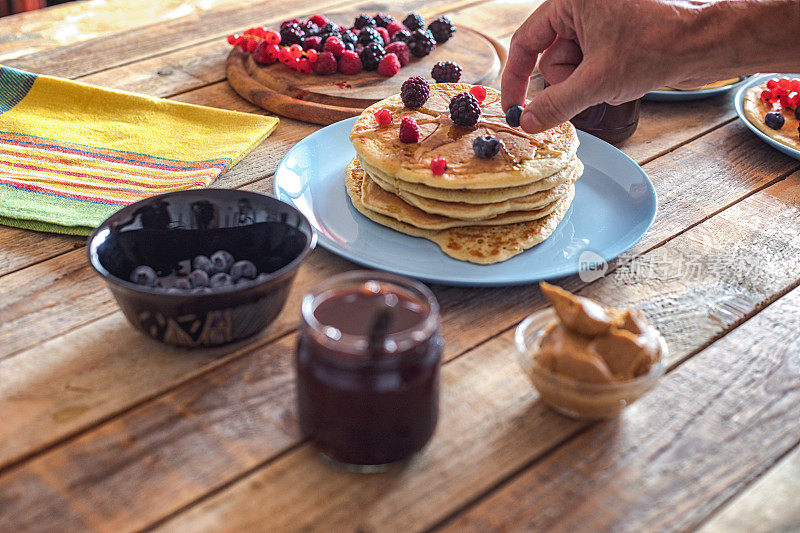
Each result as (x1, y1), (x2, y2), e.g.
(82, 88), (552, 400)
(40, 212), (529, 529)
(0, 107), (796, 480)
(3, 169), (800, 531)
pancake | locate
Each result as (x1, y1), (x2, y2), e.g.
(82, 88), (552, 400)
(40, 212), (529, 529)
(359, 155), (581, 204)
(346, 158), (574, 264)
(360, 170), (563, 230)
(743, 82), (800, 151)
(366, 160), (581, 220)
(350, 83), (579, 189)
(659, 77), (742, 91)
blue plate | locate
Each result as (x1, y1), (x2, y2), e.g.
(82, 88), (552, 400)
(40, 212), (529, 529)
(274, 118), (657, 287)
(643, 77), (750, 102)
(735, 73), (800, 161)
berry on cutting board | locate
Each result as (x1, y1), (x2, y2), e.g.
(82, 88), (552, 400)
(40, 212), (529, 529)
(378, 53), (401, 77)
(312, 51), (338, 75)
(428, 16), (456, 43)
(338, 50), (362, 74)
(399, 116), (420, 143)
(385, 42), (410, 66)
(374, 13), (395, 28)
(359, 42), (385, 71)
(323, 36), (346, 58)
(403, 12), (425, 31)
(431, 61), (462, 83)
(407, 29), (436, 57)
(354, 13), (376, 29)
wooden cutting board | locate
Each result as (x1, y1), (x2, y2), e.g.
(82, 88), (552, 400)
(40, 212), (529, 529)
(226, 27), (507, 125)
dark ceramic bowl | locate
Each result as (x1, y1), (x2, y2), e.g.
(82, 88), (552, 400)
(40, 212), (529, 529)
(88, 189), (316, 347)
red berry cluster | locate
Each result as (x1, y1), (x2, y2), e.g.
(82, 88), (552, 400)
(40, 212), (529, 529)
(760, 78), (800, 108)
(226, 12), (450, 78)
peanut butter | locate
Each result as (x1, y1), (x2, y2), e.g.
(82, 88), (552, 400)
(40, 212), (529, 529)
(536, 283), (661, 383)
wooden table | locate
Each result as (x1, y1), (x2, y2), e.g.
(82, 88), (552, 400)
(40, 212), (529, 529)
(2, 1), (800, 531)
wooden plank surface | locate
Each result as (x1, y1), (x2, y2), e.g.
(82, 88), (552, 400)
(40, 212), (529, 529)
(1, 0), (798, 530)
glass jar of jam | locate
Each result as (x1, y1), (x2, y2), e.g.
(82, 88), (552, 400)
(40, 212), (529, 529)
(296, 270), (442, 471)
(569, 100), (641, 145)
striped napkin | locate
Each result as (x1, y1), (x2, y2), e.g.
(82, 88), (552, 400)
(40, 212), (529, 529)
(0, 66), (278, 235)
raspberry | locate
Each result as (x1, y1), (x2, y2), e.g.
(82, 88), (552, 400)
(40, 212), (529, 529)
(280, 19), (301, 29)
(392, 29), (412, 43)
(765, 111), (785, 129)
(312, 51), (338, 75)
(324, 36), (346, 58)
(280, 23), (305, 46)
(253, 42), (278, 65)
(338, 50), (362, 74)
(227, 34), (239, 45)
(403, 13), (425, 31)
(303, 36), (321, 51)
(386, 21), (405, 38)
(309, 14), (328, 27)
(407, 29), (436, 57)
(760, 89), (773, 103)
(385, 42), (410, 66)
(374, 13), (395, 27)
(780, 94), (793, 108)
(793, 94), (800, 108)
(472, 135), (501, 159)
(264, 30), (280, 45)
(399, 117), (420, 143)
(374, 108), (393, 126)
(469, 85), (487, 102)
(376, 27), (390, 45)
(428, 16), (456, 43)
(359, 42), (385, 71)
(306, 49), (318, 62)
(358, 26), (382, 46)
(792, 79), (800, 92)
(449, 92), (481, 127)
(431, 61), (462, 83)
(288, 44), (304, 59)
(767, 79), (778, 90)
(245, 38), (259, 53)
(297, 58), (312, 74)
(401, 76), (430, 108)
(430, 157), (447, 175)
(506, 105), (524, 127)
(354, 14), (376, 29)
(378, 53), (401, 77)
(778, 78), (791, 91)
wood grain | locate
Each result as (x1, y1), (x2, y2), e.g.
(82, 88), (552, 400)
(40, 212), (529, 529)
(699, 444), (800, 533)
(4, 171), (800, 531)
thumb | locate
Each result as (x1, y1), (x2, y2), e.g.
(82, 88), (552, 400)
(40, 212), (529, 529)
(520, 65), (600, 133)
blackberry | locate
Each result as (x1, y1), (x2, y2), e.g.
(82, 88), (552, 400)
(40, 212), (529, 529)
(360, 42), (385, 71)
(407, 29), (436, 57)
(431, 61), (462, 83)
(428, 16), (456, 43)
(279, 23), (305, 46)
(300, 20), (319, 36)
(765, 111), (785, 130)
(472, 135), (501, 159)
(357, 26), (383, 46)
(449, 92), (481, 127)
(341, 31), (357, 45)
(391, 29), (412, 43)
(319, 22), (339, 35)
(401, 76), (430, 108)
(403, 13), (425, 31)
(374, 13), (395, 28)
(344, 41), (355, 52)
(506, 105), (524, 127)
(354, 14), (376, 29)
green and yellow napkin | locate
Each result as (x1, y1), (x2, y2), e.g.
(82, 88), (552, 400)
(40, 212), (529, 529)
(0, 66), (278, 235)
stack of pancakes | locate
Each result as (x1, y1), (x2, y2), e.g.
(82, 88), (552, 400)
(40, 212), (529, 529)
(347, 83), (582, 264)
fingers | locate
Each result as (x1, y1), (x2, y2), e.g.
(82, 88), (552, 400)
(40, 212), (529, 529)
(501, 2), (558, 111)
(520, 64), (600, 133)
(538, 37), (582, 86)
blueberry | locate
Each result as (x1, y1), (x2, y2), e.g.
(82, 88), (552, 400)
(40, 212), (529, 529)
(191, 287), (212, 295)
(255, 273), (271, 283)
(472, 135), (501, 159)
(210, 250), (235, 273)
(230, 260), (257, 281)
(765, 111), (785, 130)
(188, 269), (210, 288)
(176, 259), (192, 275)
(506, 105), (524, 127)
(192, 255), (214, 273)
(172, 278), (192, 290)
(166, 288), (185, 295)
(130, 265), (158, 287)
(210, 272), (234, 288)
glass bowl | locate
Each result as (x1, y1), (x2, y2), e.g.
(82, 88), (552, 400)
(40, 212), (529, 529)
(514, 308), (667, 420)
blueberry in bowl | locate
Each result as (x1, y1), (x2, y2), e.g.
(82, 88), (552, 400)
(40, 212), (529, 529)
(87, 189), (317, 347)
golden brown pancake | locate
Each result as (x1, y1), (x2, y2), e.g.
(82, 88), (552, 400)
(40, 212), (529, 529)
(349, 83), (579, 189)
(346, 158), (574, 264)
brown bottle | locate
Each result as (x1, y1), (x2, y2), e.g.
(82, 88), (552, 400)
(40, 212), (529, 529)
(569, 100), (641, 144)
